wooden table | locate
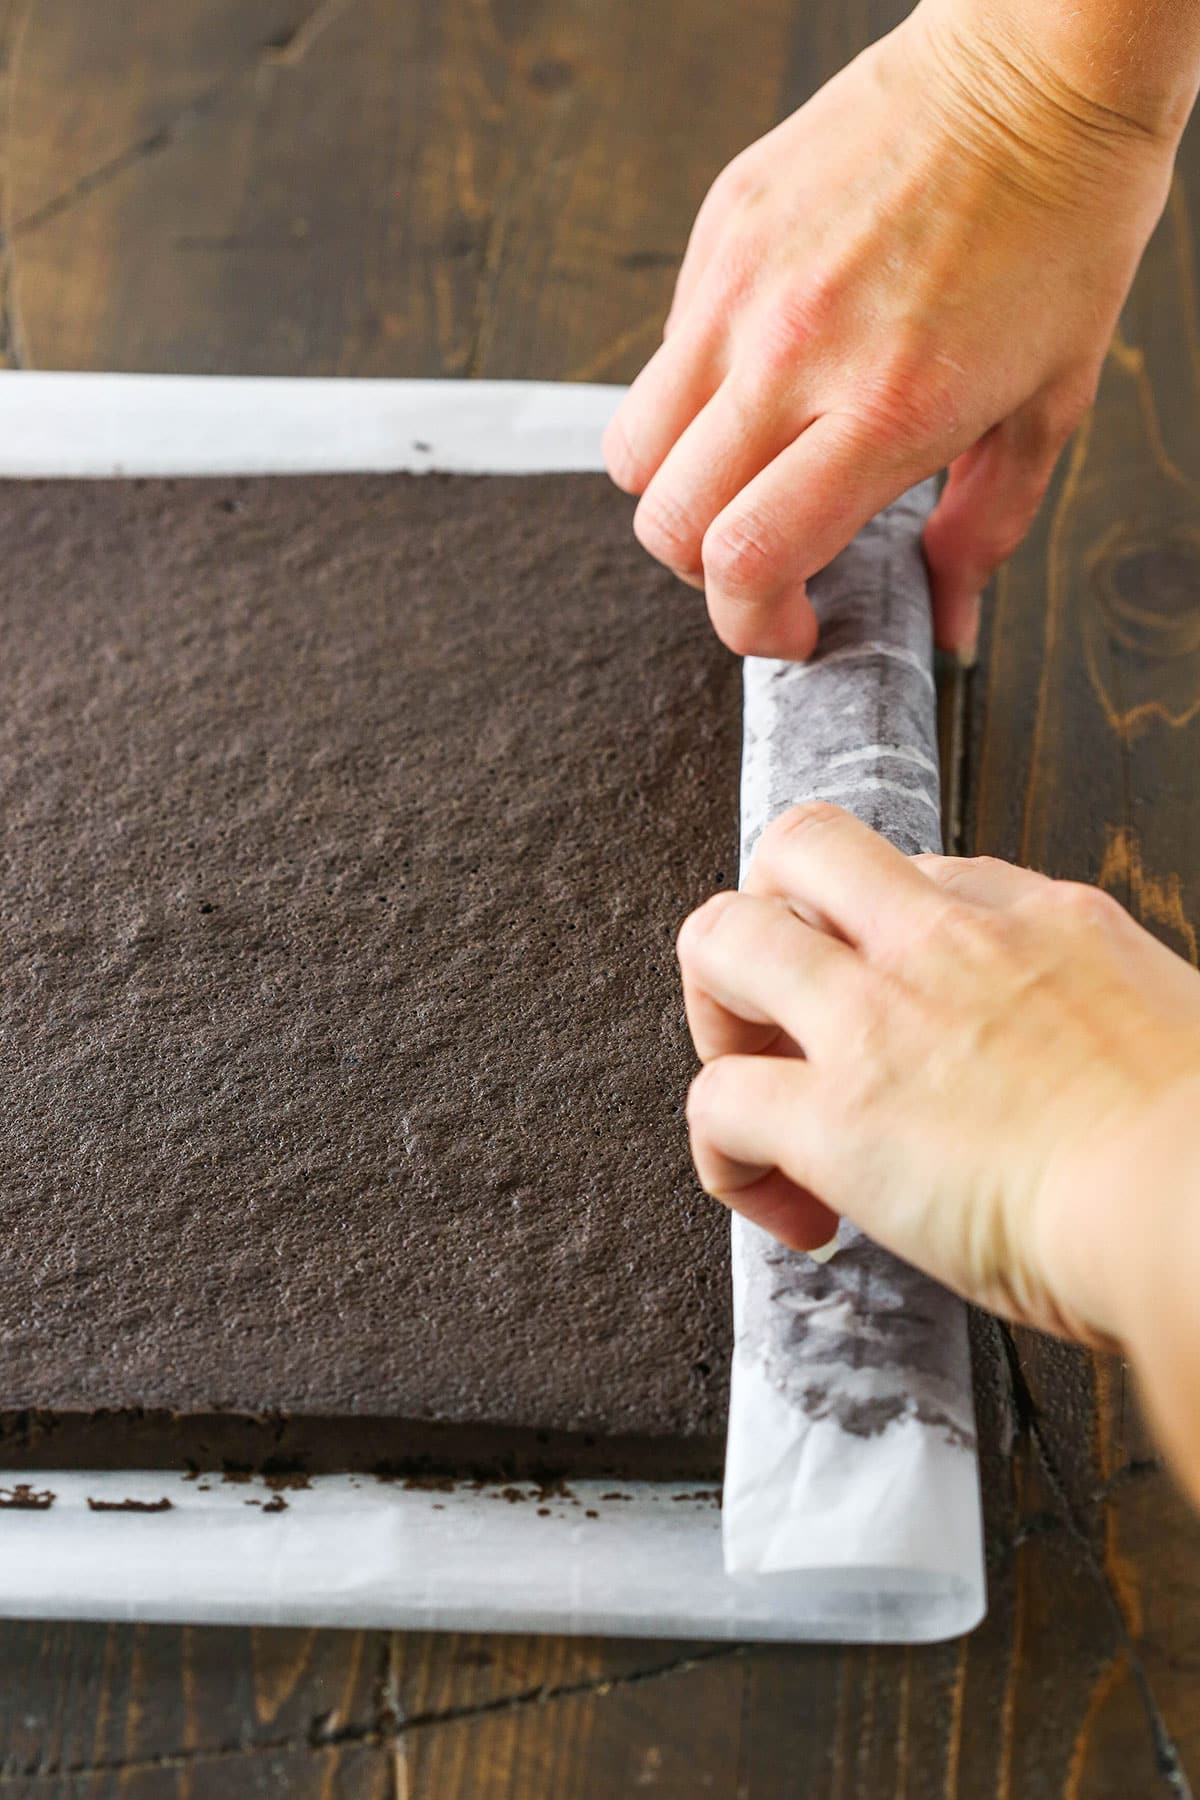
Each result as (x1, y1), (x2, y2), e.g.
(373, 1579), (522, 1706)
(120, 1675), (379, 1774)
(1, 2), (1198, 1793)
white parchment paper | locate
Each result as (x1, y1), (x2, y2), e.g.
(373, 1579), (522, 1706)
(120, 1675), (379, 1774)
(0, 372), (984, 1639)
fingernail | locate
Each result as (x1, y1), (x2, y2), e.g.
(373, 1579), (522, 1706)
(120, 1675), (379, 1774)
(956, 596), (981, 669)
(807, 1234), (840, 1265)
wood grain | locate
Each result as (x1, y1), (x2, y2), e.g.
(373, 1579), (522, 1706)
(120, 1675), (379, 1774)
(4, 0), (913, 380)
(965, 114), (1200, 1800)
(0, 0), (1197, 1793)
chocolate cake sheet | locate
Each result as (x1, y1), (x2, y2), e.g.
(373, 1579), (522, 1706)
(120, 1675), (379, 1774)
(0, 466), (738, 1469)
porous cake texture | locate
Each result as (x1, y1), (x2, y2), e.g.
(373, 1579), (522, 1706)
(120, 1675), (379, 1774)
(0, 473), (740, 1476)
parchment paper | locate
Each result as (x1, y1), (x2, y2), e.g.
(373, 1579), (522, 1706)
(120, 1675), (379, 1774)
(723, 486), (983, 1600)
(0, 372), (984, 1639)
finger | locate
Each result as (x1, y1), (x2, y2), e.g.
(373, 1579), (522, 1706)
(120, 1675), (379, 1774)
(677, 889), (861, 1062)
(701, 414), (930, 659)
(679, 932), (802, 1067)
(923, 400), (1075, 657)
(706, 1166), (840, 1254)
(664, 196), (727, 339)
(682, 985), (800, 1065)
(677, 895), (792, 1066)
(602, 314), (724, 498)
(912, 853), (1054, 910)
(633, 376), (807, 584)
(686, 1055), (837, 1251)
(747, 802), (953, 952)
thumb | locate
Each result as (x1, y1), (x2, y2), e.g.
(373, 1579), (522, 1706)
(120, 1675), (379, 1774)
(923, 403), (1075, 659)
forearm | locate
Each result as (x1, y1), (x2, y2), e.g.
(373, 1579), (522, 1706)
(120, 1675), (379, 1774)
(921, 0), (1200, 144)
(1067, 1080), (1200, 1503)
(1138, 1210), (1200, 1505)
(1128, 1163), (1200, 1505)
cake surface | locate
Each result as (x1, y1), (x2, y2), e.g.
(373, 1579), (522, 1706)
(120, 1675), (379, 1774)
(0, 472), (740, 1474)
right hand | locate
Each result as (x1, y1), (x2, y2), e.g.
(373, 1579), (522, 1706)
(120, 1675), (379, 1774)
(604, 0), (1181, 659)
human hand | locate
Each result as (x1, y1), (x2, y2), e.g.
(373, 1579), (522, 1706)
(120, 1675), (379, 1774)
(604, 0), (1182, 659)
(677, 805), (1200, 1492)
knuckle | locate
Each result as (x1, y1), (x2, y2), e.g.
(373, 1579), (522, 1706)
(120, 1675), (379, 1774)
(1051, 881), (1125, 929)
(686, 1057), (730, 1125)
(855, 364), (927, 443)
(855, 344), (963, 452)
(708, 151), (763, 213)
(915, 855), (984, 897)
(676, 891), (736, 962)
(755, 280), (837, 370)
(761, 801), (849, 858)
(965, 510), (1034, 573)
(635, 485), (703, 575)
(696, 241), (761, 324)
(912, 854), (962, 899)
(702, 510), (778, 599)
(755, 802), (849, 871)
(675, 910), (702, 966)
(1043, 369), (1098, 442)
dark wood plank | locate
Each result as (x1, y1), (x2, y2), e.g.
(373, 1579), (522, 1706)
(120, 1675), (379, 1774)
(0, 0), (30, 369)
(0, 1623), (391, 1794)
(2, 0), (309, 371)
(1, 0), (1199, 1793)
(6, 0), (913, 380)
(0, 1626), (738, 1793)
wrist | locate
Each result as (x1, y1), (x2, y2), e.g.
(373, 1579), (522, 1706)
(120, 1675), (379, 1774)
(908, 0), (1198, 162)
(1102, 1079), (1200, 1503)
(1039, 1072), (1200, 1354)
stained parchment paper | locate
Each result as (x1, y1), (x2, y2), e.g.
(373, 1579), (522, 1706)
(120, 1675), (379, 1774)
(724, 485), (984, 1599)
(0, 373), (984, 1639)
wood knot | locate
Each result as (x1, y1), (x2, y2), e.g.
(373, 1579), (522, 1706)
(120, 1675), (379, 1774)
(527, 57), (574, 94)
(1083, 522), (1200, 732)
(1092, 526), (1200, 659)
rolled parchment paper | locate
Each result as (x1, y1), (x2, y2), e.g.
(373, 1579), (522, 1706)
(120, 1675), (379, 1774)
(723, 482), (984, 1617)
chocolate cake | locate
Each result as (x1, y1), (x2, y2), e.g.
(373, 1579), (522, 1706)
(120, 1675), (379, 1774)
(0, 473), (741, 1478)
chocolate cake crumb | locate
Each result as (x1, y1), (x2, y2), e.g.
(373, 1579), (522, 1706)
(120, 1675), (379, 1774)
(0, 1485), (54, 1510)
(86, 1497), (173, 1513)
(401, 1473), (457, 1494)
